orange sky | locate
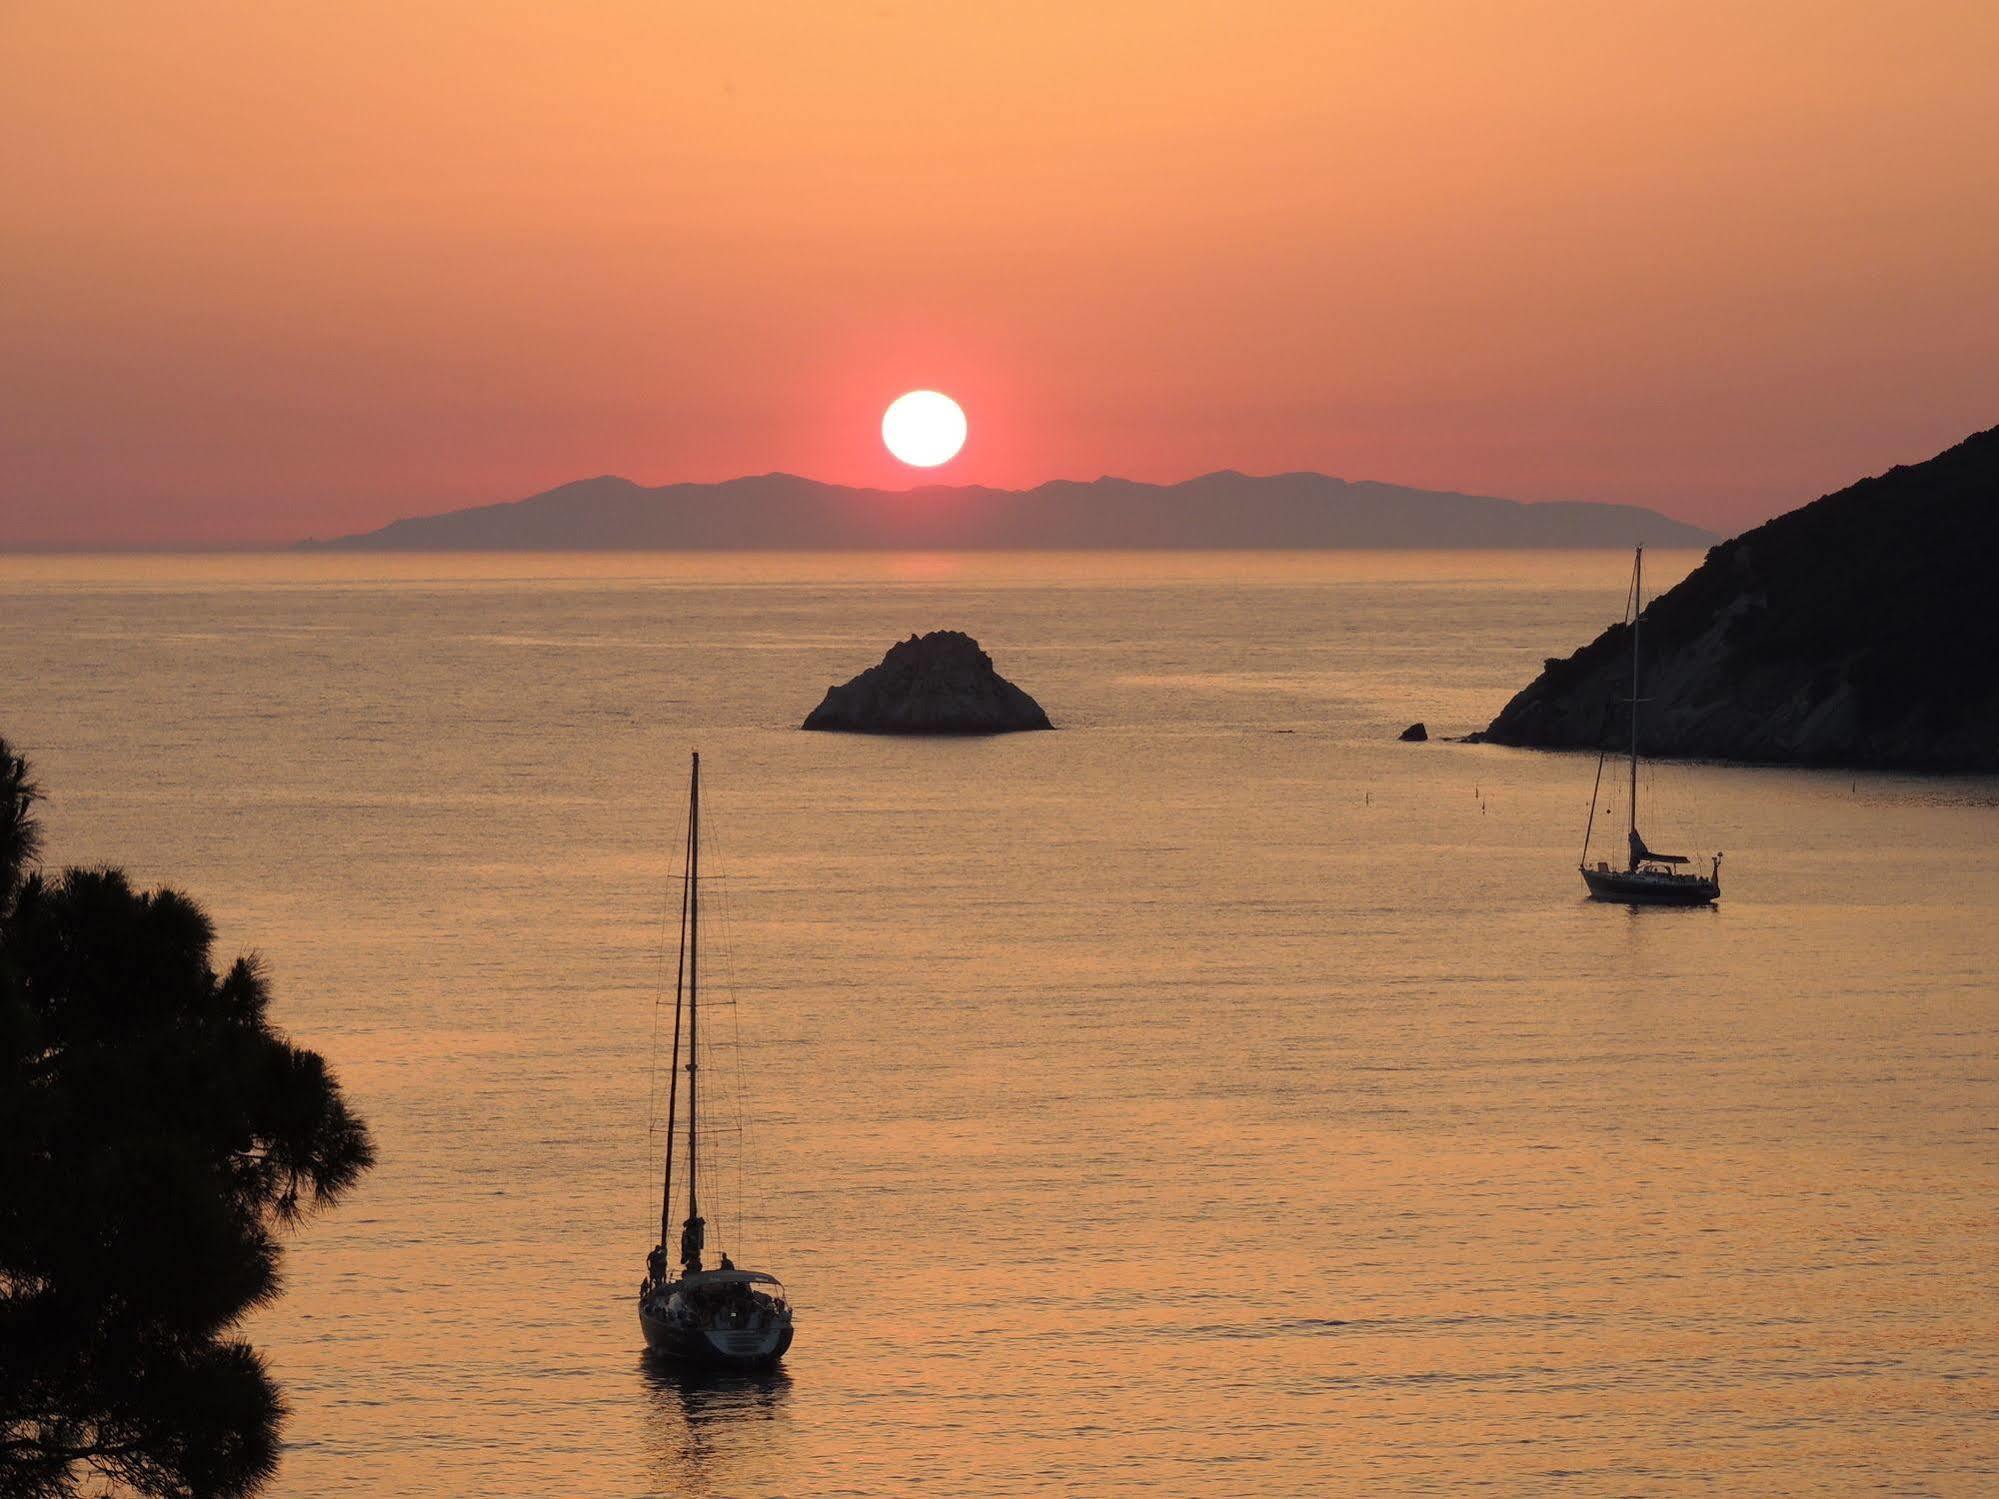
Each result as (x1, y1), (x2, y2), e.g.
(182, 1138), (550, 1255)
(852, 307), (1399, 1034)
(3, 1), (1995, 544)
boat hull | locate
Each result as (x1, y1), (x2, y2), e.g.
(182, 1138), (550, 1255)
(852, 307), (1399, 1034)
(639, 1304), (794, 1369)
(1582, 867), (1719, 906)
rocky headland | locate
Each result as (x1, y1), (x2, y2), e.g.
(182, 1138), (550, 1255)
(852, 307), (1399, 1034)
(1476, 425), (1999, 771)
(802, 631), (1053, 735)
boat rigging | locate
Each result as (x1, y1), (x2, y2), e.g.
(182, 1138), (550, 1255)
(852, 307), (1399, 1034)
(1579, 547), (1724, 906)
(638, 752), (795, 1368)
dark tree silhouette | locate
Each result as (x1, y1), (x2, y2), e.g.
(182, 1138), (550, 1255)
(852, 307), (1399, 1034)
(0, 736), (375, 1498)
(0, 742), (38, 912)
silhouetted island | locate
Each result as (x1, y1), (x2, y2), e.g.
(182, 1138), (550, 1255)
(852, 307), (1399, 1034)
(803, 632), (1052, 734)
(1398, 722), (1429, 741)
(1475, 425), (1999, 771)
(304, 471), (1714, 550)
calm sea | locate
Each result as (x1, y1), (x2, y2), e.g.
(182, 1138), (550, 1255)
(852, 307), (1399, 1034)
(5, 551), (1995, 1495)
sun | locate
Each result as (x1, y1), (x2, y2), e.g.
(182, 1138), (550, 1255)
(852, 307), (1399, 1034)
(882, 390), (967, 468)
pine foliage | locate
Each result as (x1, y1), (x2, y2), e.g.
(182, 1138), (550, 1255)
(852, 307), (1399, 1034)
(0, 736), (375, 1499)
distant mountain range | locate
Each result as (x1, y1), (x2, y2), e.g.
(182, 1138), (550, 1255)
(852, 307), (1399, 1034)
(305, 472), (1715, 550)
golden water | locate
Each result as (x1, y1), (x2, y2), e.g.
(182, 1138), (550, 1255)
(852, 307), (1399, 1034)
(6, 552), (1995, 1493)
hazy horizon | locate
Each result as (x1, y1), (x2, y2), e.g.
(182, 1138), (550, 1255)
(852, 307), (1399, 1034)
(2, 464), (1731, 553)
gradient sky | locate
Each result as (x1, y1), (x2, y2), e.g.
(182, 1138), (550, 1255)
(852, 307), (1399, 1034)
(4, 1), (1996, 544)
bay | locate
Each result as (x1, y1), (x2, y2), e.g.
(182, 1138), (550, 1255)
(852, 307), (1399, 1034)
(5, 551), (1994, 1494)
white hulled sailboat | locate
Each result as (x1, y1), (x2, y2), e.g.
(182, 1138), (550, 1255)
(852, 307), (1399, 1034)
(638, 752), (795, 1368)
(1579, 547), (1723, 906)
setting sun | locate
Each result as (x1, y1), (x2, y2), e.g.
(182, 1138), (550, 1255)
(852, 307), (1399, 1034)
(6, 6), (1997, 1496)
(882, 391), (967, 469)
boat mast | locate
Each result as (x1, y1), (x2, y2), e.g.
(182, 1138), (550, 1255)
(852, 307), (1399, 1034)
(1628, 546), (1642, 869)
(681, 751), (703, 1273)
(658, 784), (693, 1255)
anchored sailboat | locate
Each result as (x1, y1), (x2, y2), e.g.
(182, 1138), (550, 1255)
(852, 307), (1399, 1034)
(1580, 547), (1723, 906)
(638, 752), (795, 1367)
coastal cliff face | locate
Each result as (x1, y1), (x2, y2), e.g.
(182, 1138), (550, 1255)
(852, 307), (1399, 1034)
(803, 631), (1053, 734)
(1479, 426), (1999, 771)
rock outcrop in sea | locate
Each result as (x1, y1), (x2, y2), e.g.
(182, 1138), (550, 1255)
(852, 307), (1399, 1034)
(1398, 722), (1428, 742)
(802, 631), (1053, 735)
(1475, 425), (1999, 771)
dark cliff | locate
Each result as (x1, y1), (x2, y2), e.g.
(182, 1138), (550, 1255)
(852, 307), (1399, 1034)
(1478, 426), (1999, 771)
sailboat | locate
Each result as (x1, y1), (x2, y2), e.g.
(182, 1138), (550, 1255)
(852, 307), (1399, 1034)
(1579, 547), (1723, 906)
(638, 752), (796, 1368)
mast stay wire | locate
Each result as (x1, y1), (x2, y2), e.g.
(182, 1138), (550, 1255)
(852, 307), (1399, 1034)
(1583, 555), (1641, 866)
(693, 784), (759, 1264)
(644, 778), (694, 1248)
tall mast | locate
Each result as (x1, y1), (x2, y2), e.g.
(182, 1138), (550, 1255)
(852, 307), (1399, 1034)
(1629, 546), (1642, 863)
(682, 751), (702, 1271)
(658, 799), (692, 1253)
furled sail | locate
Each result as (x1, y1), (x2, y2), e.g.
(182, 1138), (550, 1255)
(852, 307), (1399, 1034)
(1629, 828), (1689, 866)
